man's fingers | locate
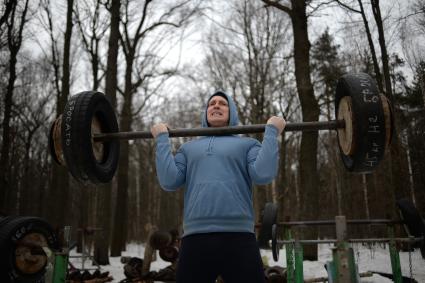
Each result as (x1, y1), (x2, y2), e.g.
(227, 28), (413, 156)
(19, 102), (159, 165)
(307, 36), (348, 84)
(267, 116), (286, 134)
(151, 123), (169, 138)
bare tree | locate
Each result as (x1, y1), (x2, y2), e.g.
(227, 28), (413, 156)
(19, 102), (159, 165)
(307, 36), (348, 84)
(110, 0), (200, 256)
(400, 0), (425, 105)
(334, 0), (385, 92)
(42, 0), (75, 228)
(38, 0), (61, 108)
(261, 0), (320, 260)
(0, 0), (16, 49)
(72, 0), (109, 256)
(0, 0), (30, 213)
(12, 55), (54, 215)
(74, 0), (109, 90)
(93, 0), (121, 265)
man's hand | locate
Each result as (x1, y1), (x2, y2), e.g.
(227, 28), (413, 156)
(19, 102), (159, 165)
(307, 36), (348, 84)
(267, 116), (286, 135)
(151, 123), (169, 138)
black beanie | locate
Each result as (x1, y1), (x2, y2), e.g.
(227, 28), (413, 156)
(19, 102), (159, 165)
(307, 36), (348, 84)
(209, 91), (228, 102)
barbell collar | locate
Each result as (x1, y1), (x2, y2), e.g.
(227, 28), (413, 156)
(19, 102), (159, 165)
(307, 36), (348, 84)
(93, 120), (345, 142)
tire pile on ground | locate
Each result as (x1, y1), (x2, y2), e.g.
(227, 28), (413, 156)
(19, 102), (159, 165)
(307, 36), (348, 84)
(0, 216), (58, 283)
(264, 265), (286, 282)
(67, 269), (113, 283)
(118, 256), (176, 283)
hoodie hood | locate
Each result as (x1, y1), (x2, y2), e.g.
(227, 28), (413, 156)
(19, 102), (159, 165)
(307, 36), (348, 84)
(201, 91), (239, 128)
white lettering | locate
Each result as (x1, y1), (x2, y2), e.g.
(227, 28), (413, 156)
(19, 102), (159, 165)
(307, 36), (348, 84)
(368, 115), (378, 123)
(363, 93), (379, 103)
(360, 80), (371, 87)
(368, 125), (380, 133)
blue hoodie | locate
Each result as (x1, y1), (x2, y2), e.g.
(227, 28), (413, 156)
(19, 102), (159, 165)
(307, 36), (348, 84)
(154, 92), (280, 236)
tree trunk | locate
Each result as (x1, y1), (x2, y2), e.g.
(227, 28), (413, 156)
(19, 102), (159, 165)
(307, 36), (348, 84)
(277, 135), (289, 224)
(61, 0), (73, 111)
(110, 57), (133, 257)
(0, 49), (17, 213)
(357, 0), (384, 93)
(105, 0), (120, 110)
(93, 183), (112, 265)
(61, 0), (74, 219)
(93, 0), (121, 265)
(291, 0), (320, 260)
(371, 0), (411, 212)
(20, 130), (38, 215)
(47, 0), (73, 228)
(261, 0), (320, 259)
(0, 0), (29, 214)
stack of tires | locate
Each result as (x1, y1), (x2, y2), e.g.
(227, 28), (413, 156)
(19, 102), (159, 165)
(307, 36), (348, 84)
(0, 216), (58, 283)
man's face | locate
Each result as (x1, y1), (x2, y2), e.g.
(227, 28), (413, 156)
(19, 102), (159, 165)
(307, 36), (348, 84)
(207, 95), (229, 127)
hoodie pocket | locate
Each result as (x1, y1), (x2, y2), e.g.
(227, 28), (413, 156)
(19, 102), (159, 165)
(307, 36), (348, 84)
(184, 181), (252, 221)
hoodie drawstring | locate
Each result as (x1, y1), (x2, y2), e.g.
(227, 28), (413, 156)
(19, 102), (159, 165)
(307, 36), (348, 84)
(207, 136), (215, 155)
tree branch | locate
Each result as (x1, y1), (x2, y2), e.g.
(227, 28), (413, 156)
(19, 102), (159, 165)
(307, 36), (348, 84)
(261, 0), (292, 15)
(333, 0), (361, 13)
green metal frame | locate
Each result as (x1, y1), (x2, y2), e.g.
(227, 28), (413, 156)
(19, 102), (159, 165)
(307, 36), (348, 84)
(388, 225), (402, 283)
(294, 242), (304, 283)
(285, 229), (294, 283)
(282, 217), (405, 283)
(52, 253), (68, 283)
(51, 226), (71, 283)
(285, 229), (304, 283)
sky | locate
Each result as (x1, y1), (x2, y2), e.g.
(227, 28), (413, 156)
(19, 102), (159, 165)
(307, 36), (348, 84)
(164, 0), (424, 83)
(21, 0), (424, 121)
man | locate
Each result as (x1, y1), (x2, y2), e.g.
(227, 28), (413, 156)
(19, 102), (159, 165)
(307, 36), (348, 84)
(151, 91), (285, 283)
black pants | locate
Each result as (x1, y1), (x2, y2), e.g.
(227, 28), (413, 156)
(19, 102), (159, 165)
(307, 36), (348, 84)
(176, 232), (266, 283)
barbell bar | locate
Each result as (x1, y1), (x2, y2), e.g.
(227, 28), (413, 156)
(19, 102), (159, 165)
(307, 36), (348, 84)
(48, 72), (394, 184)
(93, 120), (345, 142)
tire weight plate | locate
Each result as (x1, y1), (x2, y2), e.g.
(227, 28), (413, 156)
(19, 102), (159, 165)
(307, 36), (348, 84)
(0, 217), (58, 283)
(61, 91), (120, 184)
(335, 73), (386, 173)
(48, 116), (66, 166)
(258, 202), (278, 249)
(271, 224), (279, 262)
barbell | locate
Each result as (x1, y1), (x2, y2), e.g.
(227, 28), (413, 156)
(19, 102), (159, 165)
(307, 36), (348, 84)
(48, 72), (393, 184)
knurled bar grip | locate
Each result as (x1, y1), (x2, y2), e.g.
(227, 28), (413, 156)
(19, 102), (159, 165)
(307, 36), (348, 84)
(93, 120), (345, 142)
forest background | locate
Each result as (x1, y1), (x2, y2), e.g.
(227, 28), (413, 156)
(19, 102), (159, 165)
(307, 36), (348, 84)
(0, 0), (424, 264)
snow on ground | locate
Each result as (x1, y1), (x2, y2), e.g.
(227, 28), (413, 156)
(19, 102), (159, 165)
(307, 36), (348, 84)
(69, 243), (425, 282)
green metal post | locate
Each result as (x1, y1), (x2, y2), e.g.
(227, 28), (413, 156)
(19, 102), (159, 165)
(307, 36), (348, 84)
(388, 225), (402, 283)
(52, 226), (71, 283)
(294, 241), (304, 283)
(52, 254), (68, 283)
(326, 260), (337, 283)
(285, 229), (294, 283)
(348, 248), (360, 282)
